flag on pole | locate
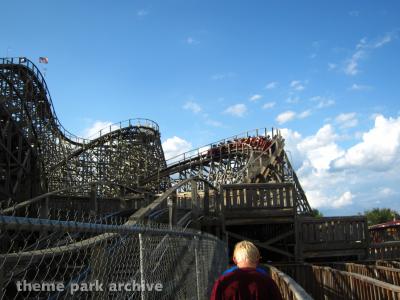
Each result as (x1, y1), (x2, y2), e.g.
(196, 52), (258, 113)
(39, 57), (49, 64)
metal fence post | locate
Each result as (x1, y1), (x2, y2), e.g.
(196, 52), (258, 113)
(139, 233), (146, 300)
(194, 237), (201, 300)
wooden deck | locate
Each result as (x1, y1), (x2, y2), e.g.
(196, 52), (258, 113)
(275, 263), (400, 300)
(215, 183), (370, 261)
(296, 216), (369, 260)
(220, 183), (296, 224)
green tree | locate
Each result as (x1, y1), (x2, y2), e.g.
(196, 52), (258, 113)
(310, 208), (324, 218)
(364, 208), (400, 226)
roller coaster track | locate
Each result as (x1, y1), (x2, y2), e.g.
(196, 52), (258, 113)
(141, 130), (311, 213)
(1, 56), (311, 211)
(0, 57), (166, 205)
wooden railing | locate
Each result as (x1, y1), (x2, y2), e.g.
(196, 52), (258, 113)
(369, 241), (400, 260)
(296, 216), (369, 259)
(328, 262), (400, 286)
(220, 183), (296, 211)
(264, 265), (313, 300)
(376, 260), (400, 268)
(276, 263), (400, 300)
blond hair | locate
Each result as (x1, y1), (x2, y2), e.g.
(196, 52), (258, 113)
(233, 241), (260, 263)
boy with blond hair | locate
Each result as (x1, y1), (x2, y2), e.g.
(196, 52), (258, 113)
(210, 241), (282, 300)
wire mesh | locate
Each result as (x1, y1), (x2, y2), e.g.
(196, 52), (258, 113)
(0, 213), (228, 299)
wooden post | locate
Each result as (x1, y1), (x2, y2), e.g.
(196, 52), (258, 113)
(191, 180), (198, 216)
(295, 216), (303, 262)
(363, 217), (370, 260)
(90, 183), (98, 215)
(220, 186), (226, 240)
(204, 184), (209, 216)
(39, 197), (49, 219)
(168, 193), (177, 228)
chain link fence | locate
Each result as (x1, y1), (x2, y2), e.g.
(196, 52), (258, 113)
(0, 213), (228, 299)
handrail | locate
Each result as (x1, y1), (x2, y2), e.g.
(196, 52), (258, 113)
(264, 264), (313, 300)
(369, 241), (400, 260)
(276, 263), (400, 300)
(129, 176), (218, 222)
(329, 262), (400, 286)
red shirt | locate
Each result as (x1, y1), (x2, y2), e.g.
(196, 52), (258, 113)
(210, 267), (283, 300)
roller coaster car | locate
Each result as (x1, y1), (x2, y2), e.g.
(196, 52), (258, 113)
(207, 145), (219, 157)
(205, 136), (274, 157)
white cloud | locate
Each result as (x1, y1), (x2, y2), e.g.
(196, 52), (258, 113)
(211, 72), (235, 80)
(224, 104), (247, 117)
(281, 116), (400, 212)
(276, 109), (312, 124)
(249, 94), (262, 102)
(333, 115), (400, 171)
(331, 192), (353, 208)
(262, 102), (276, 109)
(379, 187), (396, 197)
(82, 120), (119, 138)
(205, 119), (223, 127)
(298, 110), (312, 119)
(317, 99), (335, 108)
(265, 81), (278, 90)
(328, 63), (337, 70)
(290, 80), (305, 91)
(276, 111), (296, 124)
(349, 83), (371, 91)
(289, 124), (347, 209)
(186, 37), (199, 45)
(297, 124), (343, 170)
(373, 33), (395, 48)
(345, 51), (363, 75)
(311, 96), (335, 109)
(287, 124), (349, 209)
(286, 96), (300, 104)
(335, 113), (358, 128)
(137, 9), (149, 17)
(344, 32), (397, 76)
(162, 136), (192, 160)
(280, 128), (303, 169)
(183, 101), (202, 114)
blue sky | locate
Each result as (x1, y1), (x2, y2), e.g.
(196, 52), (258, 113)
(3, 0), (400, 215)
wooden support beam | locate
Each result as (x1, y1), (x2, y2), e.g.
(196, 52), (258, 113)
(191, 180), (198, 216)
(226, 231), (294, 258)
(225, 217), (294, 226)
(90, 183), (98, 215)
(204, 184), (209, 216)
(168, 191), (177, 228)
(263, 230), (294, 246)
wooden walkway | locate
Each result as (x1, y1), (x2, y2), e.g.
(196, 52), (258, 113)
(274, 262), (400, 300)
